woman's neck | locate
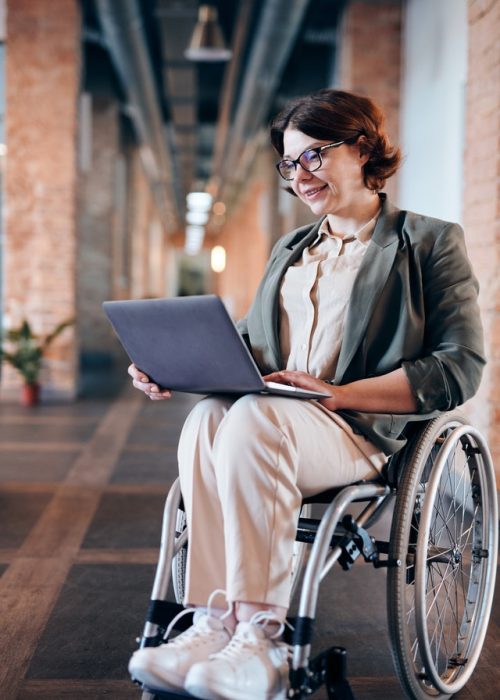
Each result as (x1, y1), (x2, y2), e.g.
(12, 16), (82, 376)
(326, 193), (381, 238)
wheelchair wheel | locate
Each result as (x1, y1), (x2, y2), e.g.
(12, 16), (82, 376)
(387, 412), (498, 699)
(171, 504), (312, 605)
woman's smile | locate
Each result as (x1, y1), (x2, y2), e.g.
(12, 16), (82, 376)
(301, 183), (329, 199)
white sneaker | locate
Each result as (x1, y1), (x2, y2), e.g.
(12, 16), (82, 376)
(185, 611), (290, 700)
(129, 605), (232, 692)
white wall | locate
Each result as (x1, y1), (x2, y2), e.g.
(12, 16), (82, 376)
(398, 0), (467, 223)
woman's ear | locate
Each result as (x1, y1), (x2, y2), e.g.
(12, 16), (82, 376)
(357, 135), (370, 165)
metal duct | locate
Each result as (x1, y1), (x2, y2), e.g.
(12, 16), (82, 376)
(95, 0), (181, 229)
(218, 0), (311, 204)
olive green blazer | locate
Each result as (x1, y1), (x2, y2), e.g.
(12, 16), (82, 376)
(237, 195), (485, 454)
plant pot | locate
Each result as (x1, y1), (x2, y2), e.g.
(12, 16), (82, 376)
(22, 382), (40, 407)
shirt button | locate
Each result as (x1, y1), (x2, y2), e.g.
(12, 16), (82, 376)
(301, 343), (307, 350)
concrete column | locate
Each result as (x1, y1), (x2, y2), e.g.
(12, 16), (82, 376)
(76, 96), (120, 372)
(3, 0), (80, 399)
(463, 0), (500, 481)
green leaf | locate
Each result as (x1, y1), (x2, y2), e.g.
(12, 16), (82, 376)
(42, 318), (74, 349)
(0, 317), (73, 384)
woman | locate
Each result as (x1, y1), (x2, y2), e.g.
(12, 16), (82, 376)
(128, 89), (485, 700)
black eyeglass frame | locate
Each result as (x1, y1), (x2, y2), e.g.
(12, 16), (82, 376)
(275, 137), (358, 181)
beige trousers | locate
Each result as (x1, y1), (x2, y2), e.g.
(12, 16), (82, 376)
(177, 394), (383, 609)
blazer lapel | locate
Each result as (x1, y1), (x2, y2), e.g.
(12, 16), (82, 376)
(334, 198), (402, 382)
(261, 218), (324, 368)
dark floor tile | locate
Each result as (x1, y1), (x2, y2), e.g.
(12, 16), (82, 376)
(81, 493), (167, 549)
(0, 400), (109, 419)
(0, 450), (78, 482)
(110, 448), (177, 485)
(301, 557), (500, 696)
(0, 422), (97, 443)
(125, 394), (199, 450)
(136, 393), (199, 423)
(305, 563), (394, 679)
(25, 563), (156, 680)
(125, 424), (184, 449)
(0, 490), (54, 548)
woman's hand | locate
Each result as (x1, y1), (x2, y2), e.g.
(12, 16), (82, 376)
(128, 363), (172, 401)
(263, 370), (338, 410)
(264, 367), (418, 414)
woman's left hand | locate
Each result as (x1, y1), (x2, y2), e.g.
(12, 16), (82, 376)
(263, 370), (338, 409)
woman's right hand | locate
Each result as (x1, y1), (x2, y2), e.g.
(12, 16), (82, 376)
(128, 363), (172, 400)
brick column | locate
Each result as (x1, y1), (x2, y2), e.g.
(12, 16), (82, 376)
(211, 178), (270, 320)
(3, 0), (80, 399)
(463, 0), (500, 481)
(337, 0), (402, 200)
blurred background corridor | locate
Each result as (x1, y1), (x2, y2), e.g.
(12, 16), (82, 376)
(0, 1), (498, 698)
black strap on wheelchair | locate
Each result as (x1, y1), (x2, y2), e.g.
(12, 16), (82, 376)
(147, 599), (193, 631)
(285, 615), (315, 646)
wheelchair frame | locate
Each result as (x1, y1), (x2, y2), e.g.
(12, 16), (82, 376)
(135, 411), (498, 700)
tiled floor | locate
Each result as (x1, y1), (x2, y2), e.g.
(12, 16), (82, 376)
(0, 387), (498, 699)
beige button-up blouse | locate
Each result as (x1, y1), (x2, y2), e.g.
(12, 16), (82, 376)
(279, 213), (387, 470)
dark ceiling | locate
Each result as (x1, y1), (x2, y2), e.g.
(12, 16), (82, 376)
(81, 0), (346, 229)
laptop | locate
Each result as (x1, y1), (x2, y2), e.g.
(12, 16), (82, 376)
(103, 295), (329, 400)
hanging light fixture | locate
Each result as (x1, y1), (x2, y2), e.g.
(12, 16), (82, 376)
(185, 5), (232, 62)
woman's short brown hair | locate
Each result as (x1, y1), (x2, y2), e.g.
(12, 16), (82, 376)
(270, 89), (401, 192)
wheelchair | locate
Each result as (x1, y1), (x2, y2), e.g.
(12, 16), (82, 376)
(134, 410), (498, 699)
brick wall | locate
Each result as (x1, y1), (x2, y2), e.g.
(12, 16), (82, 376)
(2, 0), (80, 399)
(463, 0), (500, 480)
(337, 0), (402, 200)
(211, 179), (270, 321)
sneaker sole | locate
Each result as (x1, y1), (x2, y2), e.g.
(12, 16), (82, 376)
(129, 659), (185, 693)
(185, 679), (287, 700)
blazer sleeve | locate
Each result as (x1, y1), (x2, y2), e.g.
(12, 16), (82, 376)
(402, 222), (485, 413)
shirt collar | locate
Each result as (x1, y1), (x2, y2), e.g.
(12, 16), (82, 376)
(311, 213), (379, 247)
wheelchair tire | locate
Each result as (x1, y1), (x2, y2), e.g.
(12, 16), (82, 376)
(171, 504), (312, 605)
(387, 412), (498, 699)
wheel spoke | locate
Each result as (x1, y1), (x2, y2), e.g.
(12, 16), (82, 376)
(423, 449), (477, 676)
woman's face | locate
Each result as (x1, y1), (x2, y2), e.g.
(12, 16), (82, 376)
(281, 128), (369, 218)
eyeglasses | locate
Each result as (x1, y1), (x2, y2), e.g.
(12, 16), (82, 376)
(276, 140), (347, 181)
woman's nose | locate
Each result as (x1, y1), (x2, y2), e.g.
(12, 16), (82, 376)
(293, 164), (313, 184)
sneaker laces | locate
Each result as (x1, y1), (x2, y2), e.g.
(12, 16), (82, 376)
(212, 611), (293, 661)
(163, 589), (233, 644)
(248, 610), (290, 640)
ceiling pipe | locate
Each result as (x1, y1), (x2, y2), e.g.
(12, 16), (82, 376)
(218, 0), (311, 206)
(95, 0), (181, 230)
(208, 0), (256, 194)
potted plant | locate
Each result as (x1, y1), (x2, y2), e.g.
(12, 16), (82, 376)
(0, 318), (74, 406)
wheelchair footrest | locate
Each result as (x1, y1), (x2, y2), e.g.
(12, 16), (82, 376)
(289, 646), (355, 700)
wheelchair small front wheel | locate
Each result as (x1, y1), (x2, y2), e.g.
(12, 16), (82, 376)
(172, 508), (188, 604)
(387, 412), (498, 700)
